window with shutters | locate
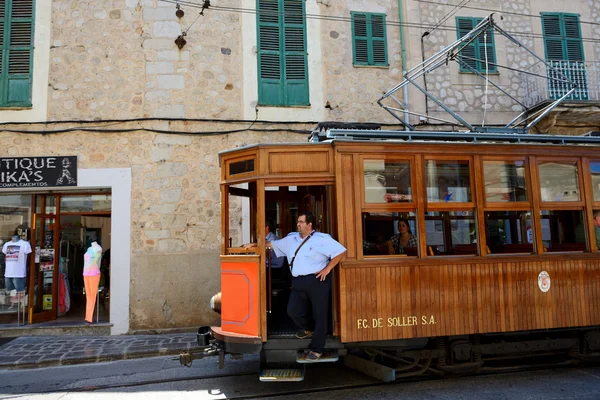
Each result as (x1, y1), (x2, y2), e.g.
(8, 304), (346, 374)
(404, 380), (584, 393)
(256, 0), (309, 107)
(541, 13), (587, 100)
(456, 17), (496, 74)
(351, 12), (388, 67)
(0, 0), (35, 108)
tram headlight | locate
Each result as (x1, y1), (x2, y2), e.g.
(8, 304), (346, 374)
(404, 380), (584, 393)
(210, 292), (221, 314)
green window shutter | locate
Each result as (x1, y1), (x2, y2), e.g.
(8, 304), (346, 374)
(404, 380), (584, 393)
(371, 14), (387, 66)
(282, 0), (308, 106)
(0, 0), (34, 107)
(456, 17), (496, 73)
(352, 12), (388, 67)
(257, 0), (308, 106)
(541, 13), (586, 100)
(257, 0), (283, 106)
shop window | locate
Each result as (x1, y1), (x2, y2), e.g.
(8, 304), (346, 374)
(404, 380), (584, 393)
(486, 211), (533, 254)
(425, 211), (477, 256)
(362, 212), (418, 256)
(538, 161), (580, 202)
(60, 195), (111, 213)
(363, 159), (412, 203)
(426, 160), (472, 202)
(483, 160), (527, 202)
(540, 210), (586, 252)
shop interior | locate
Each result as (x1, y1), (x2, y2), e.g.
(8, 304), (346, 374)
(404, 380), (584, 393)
(0, 193), (111, 327)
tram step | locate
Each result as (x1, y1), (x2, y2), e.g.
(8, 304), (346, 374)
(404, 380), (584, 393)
(296, 350), (339, 363)
(259, 367), (305, 382)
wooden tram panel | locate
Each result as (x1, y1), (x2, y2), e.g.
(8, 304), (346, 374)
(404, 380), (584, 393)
(338, 258), (600, 342)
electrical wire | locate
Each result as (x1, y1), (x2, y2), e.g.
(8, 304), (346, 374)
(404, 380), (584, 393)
(159, 0), (600, 45)
(414, 0), (600, 29)
(426, 0), (471, 36)
(0, 126), (311, 135)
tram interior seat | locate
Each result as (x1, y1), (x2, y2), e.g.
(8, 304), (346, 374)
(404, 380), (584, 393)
(546, 243), (586, 252)
(451, 244), (478, 255)
(492, 243), (534, 254)
(404, 246), (418, 257)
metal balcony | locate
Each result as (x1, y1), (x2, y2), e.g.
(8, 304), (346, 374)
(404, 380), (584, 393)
(522, 60), (600, 108)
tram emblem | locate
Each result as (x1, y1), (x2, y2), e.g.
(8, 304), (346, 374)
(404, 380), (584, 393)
(538, 271), (551, 293)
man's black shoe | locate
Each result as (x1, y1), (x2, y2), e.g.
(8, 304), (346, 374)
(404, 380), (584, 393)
(295, 330), (313, 339)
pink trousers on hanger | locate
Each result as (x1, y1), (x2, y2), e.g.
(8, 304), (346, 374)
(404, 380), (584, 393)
(84, 275), (100, 323)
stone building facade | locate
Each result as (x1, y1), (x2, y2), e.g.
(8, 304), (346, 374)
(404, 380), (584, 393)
(0, 0), (599, 334)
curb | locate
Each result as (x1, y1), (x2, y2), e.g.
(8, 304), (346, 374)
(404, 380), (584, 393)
(0, 347), (189, 370)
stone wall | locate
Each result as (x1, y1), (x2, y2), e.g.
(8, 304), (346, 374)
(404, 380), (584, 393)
(48, 0), (245, 121)
(319, 0), (403, 123)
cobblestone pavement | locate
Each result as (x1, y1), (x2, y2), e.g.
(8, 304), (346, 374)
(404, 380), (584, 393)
(0, 333), (197, 369)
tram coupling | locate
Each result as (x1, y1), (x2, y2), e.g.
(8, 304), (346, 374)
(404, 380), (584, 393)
(176, 326), (224, 368)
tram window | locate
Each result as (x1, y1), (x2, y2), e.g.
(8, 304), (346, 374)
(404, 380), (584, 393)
(486, 211), (533, 254)
(483, 161), (527, 202)
(228, 183), (256, 248)
(425, 211), (477, 255)
(590, 162), (600, 201)
(363, 160), (412, 203)
(540, 210), (586, 252)
(229, 159), (255, 176)
(362, 212), (418, 256)
(426, 160), (471, 202)
(538, 162), (580, 202)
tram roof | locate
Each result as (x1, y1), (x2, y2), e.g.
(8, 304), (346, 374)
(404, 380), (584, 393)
(219, 129), (600, 158)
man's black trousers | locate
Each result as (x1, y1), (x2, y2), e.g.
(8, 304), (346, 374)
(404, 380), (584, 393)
(287, 273), (331, 354)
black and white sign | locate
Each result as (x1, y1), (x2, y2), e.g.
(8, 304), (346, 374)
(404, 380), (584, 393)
(0, 156), (78, 188)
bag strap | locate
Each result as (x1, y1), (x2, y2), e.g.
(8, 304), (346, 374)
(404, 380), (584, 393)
(289, 231), (315, 273)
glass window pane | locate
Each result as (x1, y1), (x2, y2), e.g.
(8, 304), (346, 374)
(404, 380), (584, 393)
(362, 212), (418, 256)
(483, 161), (528, 202)
(364, 160), (412, 203)
(425, 211), (477, 255)
(593, 210), (600, 251)
(229, 159), (254, 175)
(539, 162), (580, 202)
(0, 195), (32, 243)
(228, 182), (256, 248)
(486, 211), (533, 254)
(590, 162), (600, 201)
(426, 160), (471, 202)
(60, 195), (111, 213)
(541, 210), (586, 252)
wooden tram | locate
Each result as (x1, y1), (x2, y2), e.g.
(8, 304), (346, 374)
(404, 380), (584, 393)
(187, 129), (600, 382)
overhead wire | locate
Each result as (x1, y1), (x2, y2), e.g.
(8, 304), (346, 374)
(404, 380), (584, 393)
(159, 0), (600, 45)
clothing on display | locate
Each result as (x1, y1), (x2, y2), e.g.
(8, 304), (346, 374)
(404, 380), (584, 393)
(2, 237), (32, 279)
(83, 241), (102, 323)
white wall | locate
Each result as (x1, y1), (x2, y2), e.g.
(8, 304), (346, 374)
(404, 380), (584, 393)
(78, 168), (132, 335)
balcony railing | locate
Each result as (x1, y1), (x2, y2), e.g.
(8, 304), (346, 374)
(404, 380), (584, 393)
(521, 60), (600, 108)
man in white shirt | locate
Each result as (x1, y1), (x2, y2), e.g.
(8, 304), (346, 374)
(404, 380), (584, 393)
(2, 235), (32, 308)
(256, 212), (346, 362)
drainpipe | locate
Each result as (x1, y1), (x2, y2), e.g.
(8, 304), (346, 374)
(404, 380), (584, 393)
(398, 0), (410, 130)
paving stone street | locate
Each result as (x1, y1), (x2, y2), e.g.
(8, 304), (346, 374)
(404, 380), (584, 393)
(0, 334), (197, 369)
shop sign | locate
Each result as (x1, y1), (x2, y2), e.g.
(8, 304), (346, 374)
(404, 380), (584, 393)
(0, 156), (77, 188)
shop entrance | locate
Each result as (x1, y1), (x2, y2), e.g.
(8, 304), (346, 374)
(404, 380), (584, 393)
(0, 192), (111, 326)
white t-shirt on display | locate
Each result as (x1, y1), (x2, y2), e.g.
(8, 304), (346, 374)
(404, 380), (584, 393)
(2, 239), (32, 278)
